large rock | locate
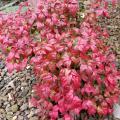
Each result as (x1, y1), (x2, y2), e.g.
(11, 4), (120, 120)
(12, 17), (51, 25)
(113, 104), (120, 119)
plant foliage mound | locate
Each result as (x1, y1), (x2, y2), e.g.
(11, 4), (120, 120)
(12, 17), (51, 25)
(0, 0), (120, 119)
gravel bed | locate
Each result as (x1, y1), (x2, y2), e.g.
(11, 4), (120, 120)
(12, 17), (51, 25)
(0, 61), (39, 120)
(99, 3), (120, 69)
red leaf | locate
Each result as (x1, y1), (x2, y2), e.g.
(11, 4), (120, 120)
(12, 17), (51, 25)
(64, 114), (72, 120)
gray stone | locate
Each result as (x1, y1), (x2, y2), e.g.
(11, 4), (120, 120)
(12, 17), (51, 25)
(0, 108), (5, 114)
(16, 86), (21, 92)
(113, 103), (120, 119)
(21, 88), (29, 96)
(11, 101), (16, 106)
(5, 106), (11, 112)
(1, 71), (6, 77)
(16, 111), (20, 116)
(12, 116), (17, 120)
(0, 81), (5, 89)
(0, 61), (5, 69)
(3, 88), (11, 96)
(27, 110), (36, 118)
(17, 115), (24, 120)
(21, 82), (28, 87)
(3, 68), (7, 72)
(6, 114), (12, 120)
(6, 104), (11, 108)
(29, 116), (38, 120)
(0, 76), (2, 81)
(0, 96), (7, 101)
(17, 99), (23, 106)
(25, 110), (30, 115)
(26, 76), (31, 80)
(4, 77), (10, 81)
(11, 104), (19, 113)
(6, 112), (13, 120)
(14, 77), (20, 81)
(20, 103), (28, 111)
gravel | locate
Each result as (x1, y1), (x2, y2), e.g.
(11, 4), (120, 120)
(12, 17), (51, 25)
(0, 61), (39, 120)
(99, 3), (120, 70)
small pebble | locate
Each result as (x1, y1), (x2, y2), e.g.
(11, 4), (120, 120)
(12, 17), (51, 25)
(12, 116), (17, 120)
(11, 104), (19, 113)
(18, 115), (24, 120)
(29, 116), (38, 120)
(20, 103), (28, 111)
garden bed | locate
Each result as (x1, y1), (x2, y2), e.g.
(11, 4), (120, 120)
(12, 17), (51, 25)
(0, 1), (120, 120)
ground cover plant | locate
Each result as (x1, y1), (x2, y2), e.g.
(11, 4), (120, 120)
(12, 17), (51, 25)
(0, 0), (120, 119)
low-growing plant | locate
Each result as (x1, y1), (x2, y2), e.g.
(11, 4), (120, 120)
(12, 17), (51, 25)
(0, 0), (119, 120)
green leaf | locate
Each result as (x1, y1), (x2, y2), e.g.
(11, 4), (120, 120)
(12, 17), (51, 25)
(6, 46), (12, 52)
